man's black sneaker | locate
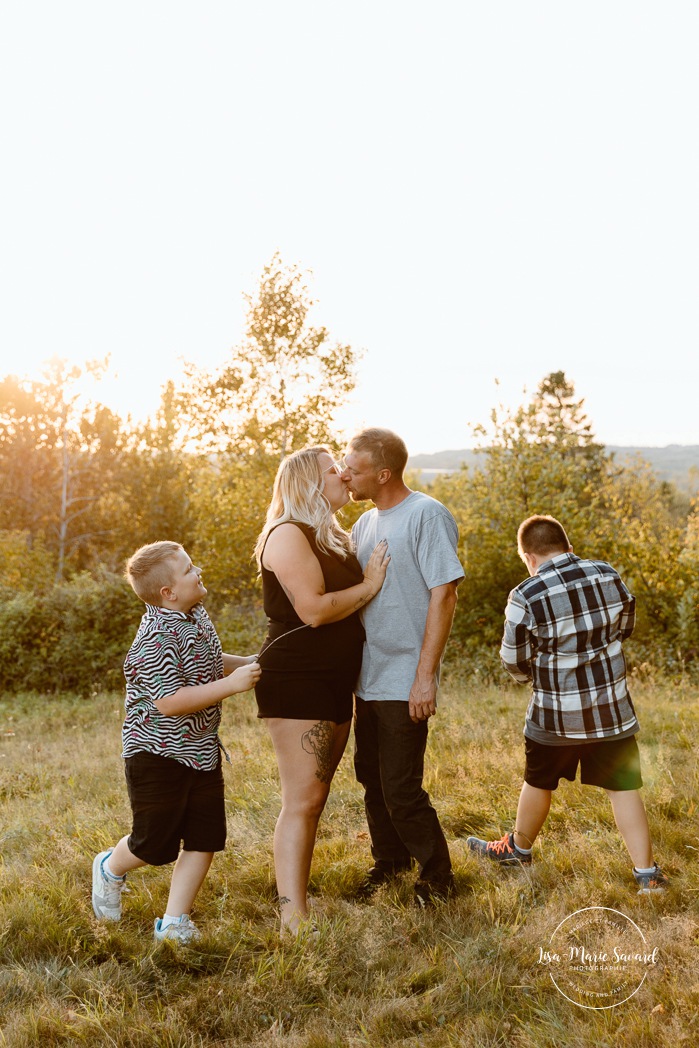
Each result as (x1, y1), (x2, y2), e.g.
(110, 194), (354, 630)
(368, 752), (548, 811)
(356, 861), (411, 897)
(414, 875), (455, 908)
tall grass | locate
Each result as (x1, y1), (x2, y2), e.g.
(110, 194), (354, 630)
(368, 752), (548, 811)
(1, 676), (697, 1047)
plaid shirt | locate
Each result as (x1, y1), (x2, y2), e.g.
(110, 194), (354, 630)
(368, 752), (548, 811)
(500, 553), (639, 743)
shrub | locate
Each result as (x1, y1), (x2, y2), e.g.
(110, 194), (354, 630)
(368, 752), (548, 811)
(0, 569), (142, 695)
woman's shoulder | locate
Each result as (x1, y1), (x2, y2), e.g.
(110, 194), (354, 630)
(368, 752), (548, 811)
(262, 521), (317, 563)
(267, 521), (315, 542)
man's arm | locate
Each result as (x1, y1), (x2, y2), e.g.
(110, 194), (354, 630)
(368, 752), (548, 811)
(500, 591), (533, 682)
(408, 581), (459, 723)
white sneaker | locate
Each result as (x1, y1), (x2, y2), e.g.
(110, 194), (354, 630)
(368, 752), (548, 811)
(92, 850), (126, 920)
(153, 914), (201, 943)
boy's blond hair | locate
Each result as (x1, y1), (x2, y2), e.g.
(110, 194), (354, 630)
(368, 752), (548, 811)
(125, 541), (184, 605)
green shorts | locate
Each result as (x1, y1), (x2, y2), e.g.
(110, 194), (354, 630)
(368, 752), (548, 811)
(524, 734), (642, 791)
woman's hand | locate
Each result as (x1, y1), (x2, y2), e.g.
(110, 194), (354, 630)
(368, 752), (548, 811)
(363, 540), (390, 597)
(263, 524), (389, 626)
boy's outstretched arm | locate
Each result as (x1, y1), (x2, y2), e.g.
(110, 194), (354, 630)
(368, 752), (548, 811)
(222, 653), (259, 673)
(500, 592), (533, 683)
(154, 662), (261, 717)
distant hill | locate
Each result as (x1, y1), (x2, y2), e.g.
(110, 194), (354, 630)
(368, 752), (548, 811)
(408, 445), (699, 492)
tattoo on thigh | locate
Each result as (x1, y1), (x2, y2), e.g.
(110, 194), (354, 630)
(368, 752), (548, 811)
(301, 721), (335, 783)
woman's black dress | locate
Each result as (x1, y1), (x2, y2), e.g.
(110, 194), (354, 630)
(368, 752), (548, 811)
(255, 522), (365, 723)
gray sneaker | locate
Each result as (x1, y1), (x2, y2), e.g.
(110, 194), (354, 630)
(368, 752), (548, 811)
(153, 914), (201, 943)
(92, 850), (126, 920)
(466, 832), (533, 866)
(633, 865), (669, 894)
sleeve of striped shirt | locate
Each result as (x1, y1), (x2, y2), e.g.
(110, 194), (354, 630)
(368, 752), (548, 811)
(500, 590), (533, 683)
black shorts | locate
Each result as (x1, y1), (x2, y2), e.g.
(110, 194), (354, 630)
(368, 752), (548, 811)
(524, 735), (643, 792)
(124, 750), (226, 865)
(255, 675), (354, 724)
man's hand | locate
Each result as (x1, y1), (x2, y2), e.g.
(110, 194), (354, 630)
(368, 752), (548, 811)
(408, 673), (437, 723)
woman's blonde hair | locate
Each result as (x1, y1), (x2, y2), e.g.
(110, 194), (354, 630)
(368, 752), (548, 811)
(254, 446), (351, 567)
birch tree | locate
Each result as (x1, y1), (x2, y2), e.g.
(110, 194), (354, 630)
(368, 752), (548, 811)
(179, 252), (359, 459)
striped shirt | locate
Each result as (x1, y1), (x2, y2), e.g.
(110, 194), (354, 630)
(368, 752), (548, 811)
(500, 553), (639, 744)
(122, 603), (224, 770)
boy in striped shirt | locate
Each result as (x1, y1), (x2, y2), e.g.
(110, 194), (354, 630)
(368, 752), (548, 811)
(467, 515), (668, 894)
(91, 541), (261, 941)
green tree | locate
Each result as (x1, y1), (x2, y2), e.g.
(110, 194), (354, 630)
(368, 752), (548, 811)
(434, 372), (611, 662)
(0, 357), (126, 579)
(0, 530), (54, 601)
(179, 252), (359, 459)
(434, 372), (690, 673)
(677, 500), (699, 662)
(93, 381), (198, 571)
(594, 460), (690, 665)
(178, 254), (360, 620)
(0, 374), (57, 540)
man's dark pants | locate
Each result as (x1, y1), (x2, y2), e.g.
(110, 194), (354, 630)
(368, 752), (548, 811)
(353, 696), (452, 886)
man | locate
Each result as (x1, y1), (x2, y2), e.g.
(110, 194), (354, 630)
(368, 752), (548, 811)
(341, 427), (464, 905)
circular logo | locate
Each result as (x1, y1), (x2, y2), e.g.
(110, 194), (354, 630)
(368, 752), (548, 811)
(539, 907), (659, 1009)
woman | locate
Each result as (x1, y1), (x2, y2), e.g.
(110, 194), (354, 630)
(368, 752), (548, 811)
(254, 446), (389, 934)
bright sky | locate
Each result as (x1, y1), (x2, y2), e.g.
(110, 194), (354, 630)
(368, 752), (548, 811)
(1, 2), (697, 455)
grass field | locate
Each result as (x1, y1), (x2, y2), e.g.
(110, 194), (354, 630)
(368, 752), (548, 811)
(1, 676), (697, 1047)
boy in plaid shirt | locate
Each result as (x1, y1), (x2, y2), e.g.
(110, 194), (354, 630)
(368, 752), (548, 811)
(467, 515), (668, 893)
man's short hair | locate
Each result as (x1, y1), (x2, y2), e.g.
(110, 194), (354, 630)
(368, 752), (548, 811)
(125, 541), (184, 605)
(517, 515), (571, 557)
(348, 427), (408, 475)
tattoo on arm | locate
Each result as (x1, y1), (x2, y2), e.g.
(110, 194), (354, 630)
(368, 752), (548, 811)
(279, 580), (296, 608)
(301, 720), (335, 783)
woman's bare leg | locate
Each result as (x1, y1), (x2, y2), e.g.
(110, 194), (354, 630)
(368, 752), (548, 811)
(267, 718), (351, 933)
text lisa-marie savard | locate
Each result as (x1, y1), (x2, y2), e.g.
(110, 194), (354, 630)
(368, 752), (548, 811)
(538, 946), (659, 965)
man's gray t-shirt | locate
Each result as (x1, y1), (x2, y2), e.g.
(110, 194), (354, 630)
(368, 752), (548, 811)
(351, 491), (464, 702)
